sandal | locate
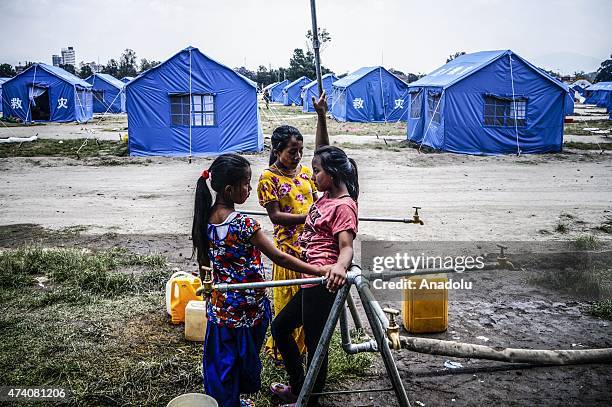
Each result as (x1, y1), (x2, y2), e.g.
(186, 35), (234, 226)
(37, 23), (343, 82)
(240, 399), (255, 407)
(270, 382), (297, 403)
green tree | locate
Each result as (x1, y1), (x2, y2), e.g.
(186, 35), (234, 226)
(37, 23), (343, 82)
(594, 55), (612, 82)
(79, 65), (93, 79)
(102, 59), (119, 77)
(59, 64), (76, 74)
(139, 58), (161, 73)
(446, 51), (466, 63)
(306, 27), (332, 53)
(0, 63), (16, 77)
(118, 49), (138, 78)
(234, 66), (257, 82)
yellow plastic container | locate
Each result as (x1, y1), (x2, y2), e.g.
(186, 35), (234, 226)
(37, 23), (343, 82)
(167, 272), (203, 324)
(402, 276), (448, 333)
(185, 300), (208, 342)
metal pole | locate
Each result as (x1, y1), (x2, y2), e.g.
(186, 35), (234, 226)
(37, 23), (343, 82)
(346, 290), (363, 330)
(356, 277), (411, 407)
(213, 276), (324, 292)
(239, 210), (417, 224)
(296, 283), (351, 407)
(309, 0), (323, 95)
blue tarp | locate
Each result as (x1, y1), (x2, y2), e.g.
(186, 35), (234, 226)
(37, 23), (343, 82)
(0, 77), (9, 114)
(407, 50), (571, 155)
(584, 82), (612, 107)
(120, 76), (134, 83)
(301, 73), (338, 113)
(607, 92), (612, 120)
(331, 66), (410, 122)
(269, 79), (289, 103)
(125, 46), (263, 157)
(85, 73), (126, 113)
(1, 63), (92, 123)
(282, 76), (311, 106)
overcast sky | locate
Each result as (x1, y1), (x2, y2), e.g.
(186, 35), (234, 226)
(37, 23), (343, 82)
(1, 0), (610, 75)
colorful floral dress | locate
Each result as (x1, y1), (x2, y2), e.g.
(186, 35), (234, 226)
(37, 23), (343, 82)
(206, 212), (268, 328)
(257, 165), (316, 358)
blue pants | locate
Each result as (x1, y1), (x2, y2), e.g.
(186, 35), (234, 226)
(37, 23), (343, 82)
(203, 319), (269, 407)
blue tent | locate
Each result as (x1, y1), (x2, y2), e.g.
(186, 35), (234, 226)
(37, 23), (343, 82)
(607, 92), (612, 120)
(269, 79), (289, 103)
(85, 73), (126, 113)
(1, 63), (92, 123)
(407, 50), (571, 155)
(120, 76), (134, 84)
(125, 46), (263, 157)
(282, 76), (311, 106)
(331, 66), (410, 122)
(301, 74), (338, 113)
(0, 77), (10, 114)
(584, 82), (612, 107)
(263, 81), (278, 94)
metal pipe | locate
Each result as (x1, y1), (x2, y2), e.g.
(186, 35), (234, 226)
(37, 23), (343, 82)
(311, 387), (394, 396)
(296, 284), (351, 407)
(346, 290), (363, 330)
(239, 209), (418, 224)
(356, 276), (411, 407)
(356, 277), (389, 330)
(213, 276), (324, 292)
(340, 303), (377, 354)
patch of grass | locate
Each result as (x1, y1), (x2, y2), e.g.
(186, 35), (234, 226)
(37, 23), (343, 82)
(0, 138), (128, 158)
(595, 216), (612, 234)
(0, 246), (167, 299)
(564, 120), (612, 136)
(530, 265), (612, 299)
(574, 234), (600, 250)
(555, 222), (569, 233)
(563, 141), (612, 151)
(589, 299), (612, 320)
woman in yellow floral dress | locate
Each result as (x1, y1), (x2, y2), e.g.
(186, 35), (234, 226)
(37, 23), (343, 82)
(257, 125), (317, 360)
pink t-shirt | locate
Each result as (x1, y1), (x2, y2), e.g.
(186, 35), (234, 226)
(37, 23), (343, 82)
(298, 192), (358, 287)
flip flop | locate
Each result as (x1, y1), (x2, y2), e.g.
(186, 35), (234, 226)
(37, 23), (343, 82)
(270, 382), (297, 403)
(240, 399), (255, 407)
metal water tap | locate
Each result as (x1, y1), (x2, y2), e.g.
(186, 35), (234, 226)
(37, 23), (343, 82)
(496, 244), (515, 269)
(196, 265), (214, 297)
(383, 308), (402, 350)
(411, 206), (424, 225)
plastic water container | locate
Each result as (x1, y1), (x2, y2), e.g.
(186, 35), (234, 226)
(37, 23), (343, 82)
(166, 271), (203, 324)
(402, 276), (448, 334)
(166, 393), (218, 407)
(185, 300), (208, 342)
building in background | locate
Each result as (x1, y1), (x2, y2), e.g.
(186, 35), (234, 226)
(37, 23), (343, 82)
(61, 47), (75, 66)
(52, 55), (62, 67)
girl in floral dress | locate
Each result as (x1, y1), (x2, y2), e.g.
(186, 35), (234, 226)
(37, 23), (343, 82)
(257, 125), (317, 360)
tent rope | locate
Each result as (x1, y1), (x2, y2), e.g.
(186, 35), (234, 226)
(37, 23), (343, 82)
(188, 49), (193, 162)
(509, 54), (521, 156)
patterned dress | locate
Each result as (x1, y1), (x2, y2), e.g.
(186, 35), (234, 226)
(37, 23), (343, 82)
(257, 165), (316, 358)
(206, 212), (268, 328)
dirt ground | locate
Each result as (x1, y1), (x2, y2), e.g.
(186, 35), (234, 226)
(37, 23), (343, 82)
(1, 103), (611, 406)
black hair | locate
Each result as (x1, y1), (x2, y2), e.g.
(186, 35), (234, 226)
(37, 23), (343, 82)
(269, 125), (303, 166)
(192, 153), (251, 267)
(314, 145), (359, 201)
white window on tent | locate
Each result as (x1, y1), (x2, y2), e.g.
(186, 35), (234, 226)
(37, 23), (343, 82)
(427, 92), (441, 125)
(483, 95), (526, 127)
(170, 94), (215, 127)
